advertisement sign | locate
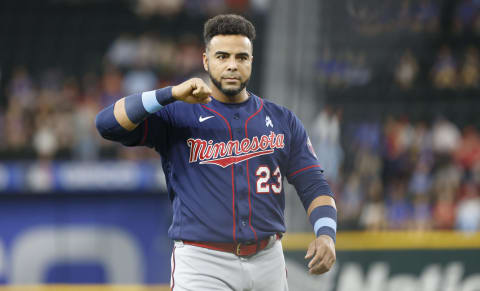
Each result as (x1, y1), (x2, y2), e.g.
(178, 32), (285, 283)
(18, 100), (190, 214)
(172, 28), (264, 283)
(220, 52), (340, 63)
(0, 194), (172, 284)
(0, 162), (166, 193)
(283, 232), (480, 291)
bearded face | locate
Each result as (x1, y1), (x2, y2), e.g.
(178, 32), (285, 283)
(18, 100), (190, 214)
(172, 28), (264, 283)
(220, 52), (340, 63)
(203, 34), (253, 99)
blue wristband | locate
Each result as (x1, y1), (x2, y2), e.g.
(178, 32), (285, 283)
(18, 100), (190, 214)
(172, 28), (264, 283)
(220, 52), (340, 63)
(155, 86), (176, 107)
(309, 205), (337, 242)
(141, 90), (162, 113)
(140, 86), (176, 113)
(120, 86), (176, 124)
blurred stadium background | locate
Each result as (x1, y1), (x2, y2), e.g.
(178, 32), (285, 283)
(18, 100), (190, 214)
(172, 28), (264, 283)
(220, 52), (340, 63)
(1, 0), (480, 290)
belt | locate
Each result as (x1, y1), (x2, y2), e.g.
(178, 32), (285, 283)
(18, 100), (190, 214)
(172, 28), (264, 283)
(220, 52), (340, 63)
(183, 234), (281, 257)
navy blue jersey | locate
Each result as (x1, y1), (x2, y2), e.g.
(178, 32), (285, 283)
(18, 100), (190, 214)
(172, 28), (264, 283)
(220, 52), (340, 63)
(135, 93), (324, 243)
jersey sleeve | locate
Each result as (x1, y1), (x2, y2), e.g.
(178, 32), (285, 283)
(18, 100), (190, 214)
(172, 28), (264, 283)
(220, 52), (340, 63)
(286, 112), (323, 179)
(286, 111), (334, 210)
(130, 106), (173, 155)
(95, 101), (173, 155)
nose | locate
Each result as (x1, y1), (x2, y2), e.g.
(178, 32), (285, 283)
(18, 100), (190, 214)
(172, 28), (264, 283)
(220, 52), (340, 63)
(226, 57), (238, 71)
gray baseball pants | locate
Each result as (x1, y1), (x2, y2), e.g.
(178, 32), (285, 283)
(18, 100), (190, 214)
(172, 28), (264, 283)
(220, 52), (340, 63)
(170, 237), (289, 291)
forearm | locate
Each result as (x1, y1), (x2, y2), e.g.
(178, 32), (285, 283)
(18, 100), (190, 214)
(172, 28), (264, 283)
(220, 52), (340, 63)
(291, 170), (336, 242)
(95, 87), (175, 142)
(113, 86), (174, 130)
(293, 170), (334, 211)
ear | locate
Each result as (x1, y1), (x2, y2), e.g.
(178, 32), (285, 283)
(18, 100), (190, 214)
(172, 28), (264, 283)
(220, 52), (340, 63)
(203, 52), (208, 72)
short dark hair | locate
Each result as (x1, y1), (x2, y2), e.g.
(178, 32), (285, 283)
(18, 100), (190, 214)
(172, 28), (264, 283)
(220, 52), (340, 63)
(203, 14), (256, 47)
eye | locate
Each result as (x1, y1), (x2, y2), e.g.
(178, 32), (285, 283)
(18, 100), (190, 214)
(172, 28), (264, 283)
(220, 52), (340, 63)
(217, 54), (227, 60)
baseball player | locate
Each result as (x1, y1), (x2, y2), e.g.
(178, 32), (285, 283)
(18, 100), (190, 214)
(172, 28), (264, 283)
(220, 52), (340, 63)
(96, 14), (336, 291)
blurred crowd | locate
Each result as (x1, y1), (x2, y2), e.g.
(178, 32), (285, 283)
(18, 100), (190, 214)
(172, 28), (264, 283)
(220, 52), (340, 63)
(316, 50), (372, 88)
(428, 45), (479, 89)
(395, 45), (480, 90)
(313, 0), (480, 232)
(347, 0), (440, 35)
(0, 0), (265, 160)
(452, 0), (480, 35)
(320, 0), (480, 90)
(311, 108), (480, 232)
(0, 32), (206, 161)
(347, 0), (480, 36)
(317, 44), (480, 89)
(133, 0), (269, 17)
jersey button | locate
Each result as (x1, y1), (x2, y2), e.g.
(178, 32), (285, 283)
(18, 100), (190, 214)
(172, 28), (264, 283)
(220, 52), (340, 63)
(233, 113), (240, 120)
(241, 220), (247, 227)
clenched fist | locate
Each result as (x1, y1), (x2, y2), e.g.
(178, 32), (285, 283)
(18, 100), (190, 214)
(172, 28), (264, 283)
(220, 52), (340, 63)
(172, 78), (212, 104)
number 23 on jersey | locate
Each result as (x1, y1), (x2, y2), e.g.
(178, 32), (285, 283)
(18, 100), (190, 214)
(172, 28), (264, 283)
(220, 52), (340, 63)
(255, 165), (282, 194)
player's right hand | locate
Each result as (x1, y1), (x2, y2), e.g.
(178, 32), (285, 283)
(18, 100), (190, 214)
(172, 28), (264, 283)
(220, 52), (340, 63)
(172, 78), (212, 104)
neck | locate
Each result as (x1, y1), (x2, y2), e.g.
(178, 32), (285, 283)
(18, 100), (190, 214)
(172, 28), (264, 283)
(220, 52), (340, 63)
(210, 82), (249, 103)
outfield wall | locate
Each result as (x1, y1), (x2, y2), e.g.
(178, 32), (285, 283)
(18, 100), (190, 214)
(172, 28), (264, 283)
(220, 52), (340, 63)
(284, 232), (480, 291)
(0, 191), (478, 290)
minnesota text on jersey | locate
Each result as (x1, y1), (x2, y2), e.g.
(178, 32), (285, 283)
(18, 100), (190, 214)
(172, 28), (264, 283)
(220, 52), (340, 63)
(187, 131), (285, 168)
